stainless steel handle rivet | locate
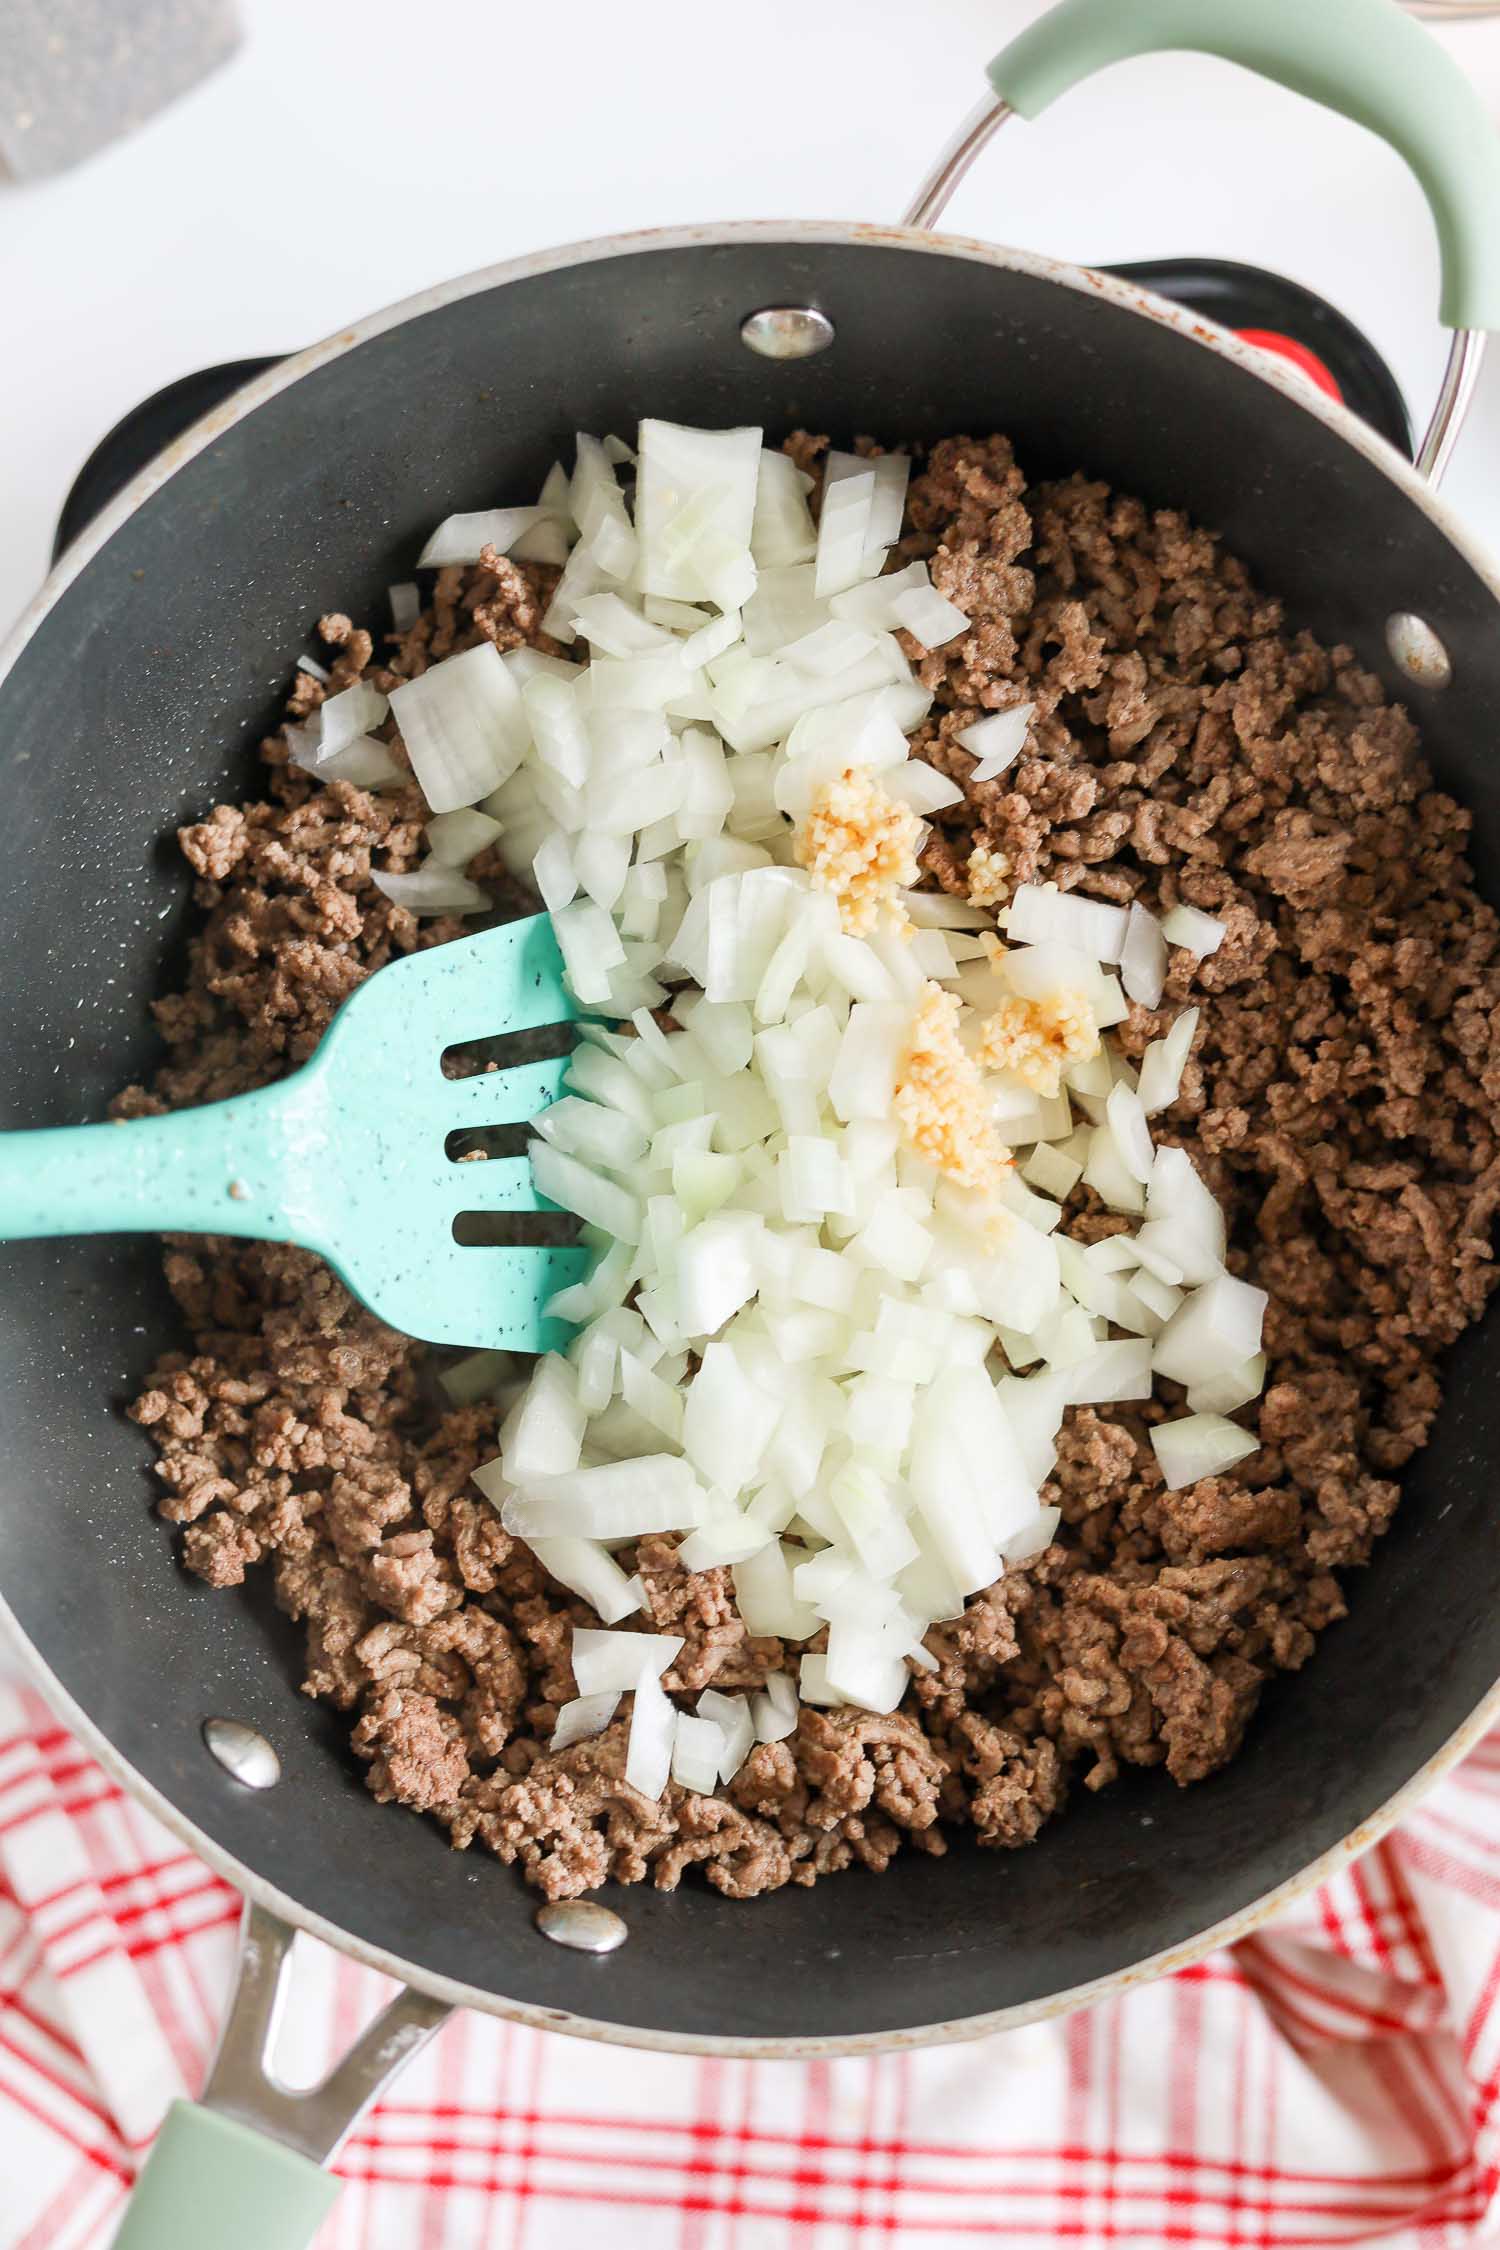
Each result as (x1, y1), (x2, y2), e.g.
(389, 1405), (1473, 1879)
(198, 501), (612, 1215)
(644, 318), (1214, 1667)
(740, 307), (836, 360)
(1386, 610), (1454, 687)
(202, 1717), (281, 1790)
(535, 1899), (629, 1954)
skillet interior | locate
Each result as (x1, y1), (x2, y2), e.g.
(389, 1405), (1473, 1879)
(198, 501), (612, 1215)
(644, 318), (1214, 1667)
(3, 232), (1500, 2046)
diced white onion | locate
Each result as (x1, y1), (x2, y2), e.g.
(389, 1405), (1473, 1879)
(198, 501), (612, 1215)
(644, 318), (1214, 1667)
(1007, 884), (1128, 963)
(372, 865), (489, 916)
(752, 1671), (799, 1742)
(502, 1455), (702, 1540)
(1152, 1274), (1267, 1388)
(304, 419), (1266, 1764)
(891, 586), (969, 649)
(570, 1628), (686, 1695)
(551, 1691), (621, 1751)
(626, 1662), (678, 1799)
(389, 641), (529, 813)
(1150, 1413), (1260, 1492)
(1119, 902), (1168, 1010)
(418, 507), (549, 568)
(1137, 1008), (1199, 1116)
(1163, 904), (1226, 957)
(425, 808), (502, 865)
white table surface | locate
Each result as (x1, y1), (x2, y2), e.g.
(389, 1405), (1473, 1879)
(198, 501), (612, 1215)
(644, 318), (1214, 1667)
(6, 0), (1500, 640)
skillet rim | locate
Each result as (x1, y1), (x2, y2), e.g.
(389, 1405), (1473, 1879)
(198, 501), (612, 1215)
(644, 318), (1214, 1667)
(4, 215), (1500, 2057)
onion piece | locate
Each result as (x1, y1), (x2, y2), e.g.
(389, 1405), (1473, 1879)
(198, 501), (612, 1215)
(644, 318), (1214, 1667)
(425, 808), (502, 865)
(1119, 902), (1168, 1010)
(798, 1653), (846, 1707)
(1163, 903), (1226, 956)
(1081, 1122), (1145, 1216)
(1144, 1146), (1226, 1282)
(549, 897), (627, 1006)
(813, 460), (878, 598)
(293, 732), (405, 790)
(672, 1711), (728, 1793)
(572, 433), (638, 580)
(1002, 1505), (1061, 1565)
(636, 420), (760, 606)
(568, 592), (672, 657)
(550, 1690), (622, 1751)
(570, 1628), (687, 1695)
(890, 585), (969, 649)
(1186, 1353), (1267, 1414)
(502, 1456), (701, 1540)
(1066, 1339), (1153, 1405)
(732, 1540), (820, 1639)
(1152, 1273), (1268, 1388)
(389, 641), (529, 812)
(389, 581), (421, 631)
(751, 450), (817, 566)
(1137, 1008), (1199, 1116)
(372, 865), (489, 916)
(864, 454), (911, 555)
(1105, 1082), (1156, 1186)
(884, 760), (966, 815)
(626, 1662), (678, 1799)
(752, 1671), (799, 1742)
(956, 701), (1034, 782)
(418, 507), (549, 568)
(438, 1348), (508, 1406)
(1007, 883), (1128, 963)
(697, 1687), (756, 1781)
(1150, 1413), (1260, 1492)
(1022, 1142), (1083, 1199)
(784, 619), (879, 676)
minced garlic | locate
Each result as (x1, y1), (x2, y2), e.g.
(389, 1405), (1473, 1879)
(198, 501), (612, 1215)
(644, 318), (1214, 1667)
(894, 980), (1013, 1200)
(965, 843), (1011, 906)
(795, 765), (922, 936)
(976, 989), (1099, 1100)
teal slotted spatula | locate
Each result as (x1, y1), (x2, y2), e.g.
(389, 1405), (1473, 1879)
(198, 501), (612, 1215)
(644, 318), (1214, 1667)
(0, 911), (586, 1351)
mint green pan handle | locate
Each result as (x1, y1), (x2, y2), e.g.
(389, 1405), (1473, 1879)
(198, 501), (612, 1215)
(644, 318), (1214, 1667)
(984, 0), (1500, 332)
(902, 0), (1500, 481)
(108, 1903), (450, 2250)
(111, 2104), (339, 2250)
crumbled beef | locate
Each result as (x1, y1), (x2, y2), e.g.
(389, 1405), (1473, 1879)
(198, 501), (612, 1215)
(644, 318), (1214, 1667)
(122, 440), (1500, 1897)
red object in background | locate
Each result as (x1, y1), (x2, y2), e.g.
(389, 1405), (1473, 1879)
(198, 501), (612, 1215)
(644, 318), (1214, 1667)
(1235, 327), (1344, 401)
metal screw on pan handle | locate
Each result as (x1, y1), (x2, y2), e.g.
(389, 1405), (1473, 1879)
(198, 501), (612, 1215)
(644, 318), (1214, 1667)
(900, 92), (1482, 488)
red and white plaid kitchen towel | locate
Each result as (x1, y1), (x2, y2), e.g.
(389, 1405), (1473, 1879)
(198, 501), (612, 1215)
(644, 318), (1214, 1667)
(5, 1677), (1500, 2250)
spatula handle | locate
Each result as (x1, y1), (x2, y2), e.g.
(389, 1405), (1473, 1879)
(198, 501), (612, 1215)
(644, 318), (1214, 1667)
(0, 1076), (330, 1254)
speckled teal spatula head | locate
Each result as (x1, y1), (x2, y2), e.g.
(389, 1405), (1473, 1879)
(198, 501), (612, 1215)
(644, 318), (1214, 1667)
(0, 912), (586, 1352)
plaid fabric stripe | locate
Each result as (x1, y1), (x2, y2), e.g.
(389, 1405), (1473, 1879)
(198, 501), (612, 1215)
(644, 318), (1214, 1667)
(4, 1677), (1500, 2249)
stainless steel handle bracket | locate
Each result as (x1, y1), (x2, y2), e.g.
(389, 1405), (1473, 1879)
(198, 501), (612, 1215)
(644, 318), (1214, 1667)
(901, 91), (1483, 486)
(201, 1901), (452, 2166)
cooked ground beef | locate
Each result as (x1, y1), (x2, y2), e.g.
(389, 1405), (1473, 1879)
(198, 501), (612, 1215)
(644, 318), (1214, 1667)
(118, 435), (1500, 1899)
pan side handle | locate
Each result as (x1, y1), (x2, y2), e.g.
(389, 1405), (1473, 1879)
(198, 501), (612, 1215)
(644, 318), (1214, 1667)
(109, 2104), (339, 2250)
(905, 0), (1500, 482)
(986, 0), (1500, 334)
(109, 1902), (451, 2250)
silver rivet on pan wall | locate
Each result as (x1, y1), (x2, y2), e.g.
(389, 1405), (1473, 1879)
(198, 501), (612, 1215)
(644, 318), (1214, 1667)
(740, 306), (836, 360)
(535, 1899), (629, 1954)
(1386, 611), (1454, 690)
(202, 1716), (282, 1790)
